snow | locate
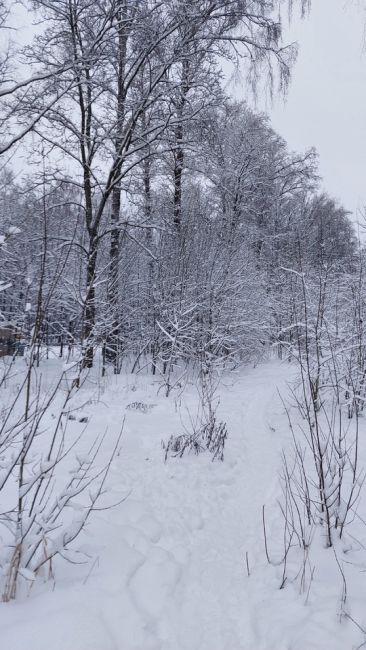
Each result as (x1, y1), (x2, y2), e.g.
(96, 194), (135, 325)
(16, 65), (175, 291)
(17, 568), (36, 582)
(7, 226), (21, 236)
(0, 280), (11, 292)
(0, 358), (365, 649)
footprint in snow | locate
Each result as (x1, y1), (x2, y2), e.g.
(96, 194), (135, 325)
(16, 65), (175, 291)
(129, 548), (181, 619)
(136, 514), (162, 543)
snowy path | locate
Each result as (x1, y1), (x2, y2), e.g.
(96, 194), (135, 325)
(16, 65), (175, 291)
(154, 366), (285, 650)
(104, 362), (292, 650)
(1, 360), (364, 649)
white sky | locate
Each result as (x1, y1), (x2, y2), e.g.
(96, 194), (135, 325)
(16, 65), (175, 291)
(229, 0), (366, 220)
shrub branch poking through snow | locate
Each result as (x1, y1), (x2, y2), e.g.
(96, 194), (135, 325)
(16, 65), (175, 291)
(163, 417), (228, 462)
(163, 354), (228, 461)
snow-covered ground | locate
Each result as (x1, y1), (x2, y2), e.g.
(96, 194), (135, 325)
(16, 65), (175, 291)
(1, 358), (366, 649)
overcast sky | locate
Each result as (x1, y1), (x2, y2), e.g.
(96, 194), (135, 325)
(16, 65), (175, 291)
(229, 0), (366, 221)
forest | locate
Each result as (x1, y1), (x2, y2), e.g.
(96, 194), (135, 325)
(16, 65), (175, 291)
(0, 1), (366, 649)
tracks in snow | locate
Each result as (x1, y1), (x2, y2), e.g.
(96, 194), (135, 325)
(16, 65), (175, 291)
(113, 362), (292, 649)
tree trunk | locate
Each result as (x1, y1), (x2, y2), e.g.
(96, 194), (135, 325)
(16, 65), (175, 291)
(173, 59), (189, 231)
(82, 234), (98, 369)
(106, 0), (128, 373)
(107, 188), (122, 371)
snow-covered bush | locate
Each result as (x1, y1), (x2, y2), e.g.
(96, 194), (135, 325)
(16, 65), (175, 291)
(0, 359), (123, 601)
(273, 260), (366, 597)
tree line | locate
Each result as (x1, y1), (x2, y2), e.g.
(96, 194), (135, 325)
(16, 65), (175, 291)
(0, 0), (359, 382)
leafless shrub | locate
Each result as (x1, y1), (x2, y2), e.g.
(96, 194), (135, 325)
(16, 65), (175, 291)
(126, 401), (155, 414)
(163, 415), (228, 462)
(0, 363), (124, 601)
